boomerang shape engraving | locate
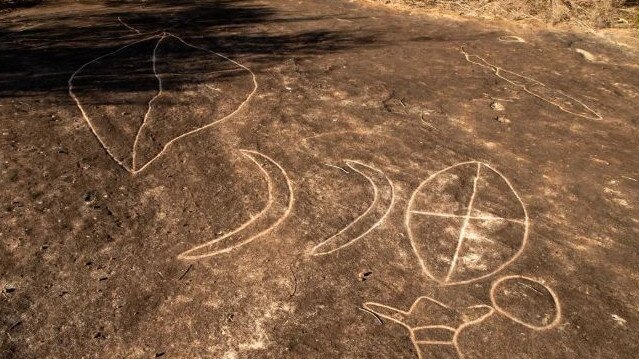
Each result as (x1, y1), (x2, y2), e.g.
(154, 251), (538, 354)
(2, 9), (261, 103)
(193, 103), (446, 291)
(178, 150), (293, 260)
(310, 160), (394, 256)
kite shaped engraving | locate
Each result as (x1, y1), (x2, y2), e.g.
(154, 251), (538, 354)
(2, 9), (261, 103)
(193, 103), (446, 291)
(69, 32), (257, 174)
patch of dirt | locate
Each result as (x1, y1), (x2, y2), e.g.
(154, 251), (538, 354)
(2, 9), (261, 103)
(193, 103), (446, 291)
(362, 0), (639, 29)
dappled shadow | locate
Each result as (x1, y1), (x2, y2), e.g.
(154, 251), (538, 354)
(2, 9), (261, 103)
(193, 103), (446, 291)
(0, 0), (379, 98)
(0, 0), (42, 11)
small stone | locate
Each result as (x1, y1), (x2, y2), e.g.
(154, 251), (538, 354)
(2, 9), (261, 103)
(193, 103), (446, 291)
(491, 101), (505, 111)
(575, 48), (597, 62)
(495, 116), (511, 124)
(83, 191), (97, 203)
(359, 271), (373, 281)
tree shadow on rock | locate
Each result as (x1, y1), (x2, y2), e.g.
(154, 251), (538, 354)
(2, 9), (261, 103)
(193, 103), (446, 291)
(0, 0), (380, 98)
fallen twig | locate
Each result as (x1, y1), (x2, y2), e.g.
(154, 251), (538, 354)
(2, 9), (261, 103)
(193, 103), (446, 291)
(178, 264), (193, 280)
(325, 163), (349, 173)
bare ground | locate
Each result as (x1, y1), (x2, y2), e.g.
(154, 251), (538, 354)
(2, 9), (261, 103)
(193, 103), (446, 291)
(1, 0), (638, 358)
